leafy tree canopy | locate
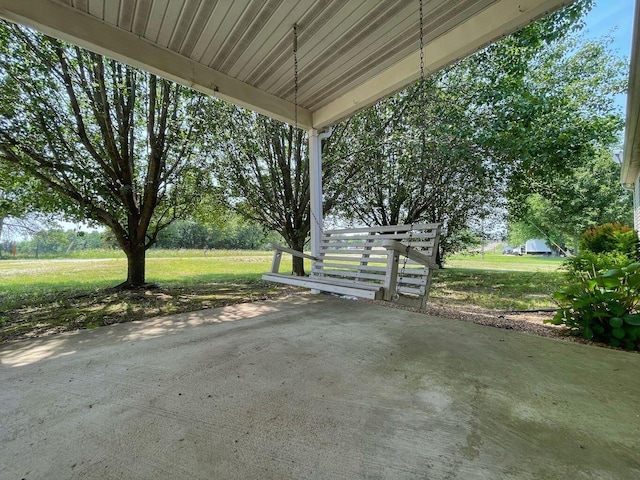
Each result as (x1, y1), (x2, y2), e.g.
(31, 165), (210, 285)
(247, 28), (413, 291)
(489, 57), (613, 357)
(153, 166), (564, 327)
(508, 148), (633, 250)
(0, 22), (220, 286)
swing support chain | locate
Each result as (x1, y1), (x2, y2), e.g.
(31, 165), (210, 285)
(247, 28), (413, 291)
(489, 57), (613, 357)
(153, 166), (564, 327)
(393, 224), (415, 302)
(393, 1), (425, 303)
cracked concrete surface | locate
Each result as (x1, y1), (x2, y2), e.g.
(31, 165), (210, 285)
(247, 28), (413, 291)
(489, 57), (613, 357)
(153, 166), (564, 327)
(1, 295), (639, 479)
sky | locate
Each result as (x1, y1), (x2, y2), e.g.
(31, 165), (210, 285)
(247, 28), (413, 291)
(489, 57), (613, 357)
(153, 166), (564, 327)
(582, 0), (636, 113)
(583, 0), (634, 50)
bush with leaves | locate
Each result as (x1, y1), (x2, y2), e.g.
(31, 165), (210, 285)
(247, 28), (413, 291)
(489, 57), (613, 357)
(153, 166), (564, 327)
(563, 223), (638, 277)
(564, 250), (632, 277)
(580, 223), (639, 258)
(548, 263), (640, 350)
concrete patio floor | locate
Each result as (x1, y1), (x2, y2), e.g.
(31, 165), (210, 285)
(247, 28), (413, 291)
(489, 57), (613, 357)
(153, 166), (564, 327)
(1, 295), (638, 479)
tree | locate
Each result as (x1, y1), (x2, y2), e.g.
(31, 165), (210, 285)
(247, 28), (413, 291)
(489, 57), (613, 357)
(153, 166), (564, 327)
(154, 215), (275, 250)
(211, 107), (362, 275)
(508, 148), (633, 252)
(0, 23), (215, 286)
(496, 33), (625, 214)
(212, 110), (309, 274)
(324, 76), (500, 264)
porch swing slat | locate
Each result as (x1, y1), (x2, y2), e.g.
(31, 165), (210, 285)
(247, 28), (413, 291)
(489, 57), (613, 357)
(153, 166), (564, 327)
(325, 224), (439, 235)
(320, 239), (436, 248)
(319, 249), (389, 256)
(316, 263), (388, 272)
(311, 269), (388, 282)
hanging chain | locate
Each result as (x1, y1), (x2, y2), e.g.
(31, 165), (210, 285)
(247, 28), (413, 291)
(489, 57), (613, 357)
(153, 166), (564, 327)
(310, 206), (324, 234)
(419, 0), (424, 80)
(394, 1), (424, 301)
(293, 24), (299, 130)
(294, 23), (323, 235)
(394, 224), (415, 302)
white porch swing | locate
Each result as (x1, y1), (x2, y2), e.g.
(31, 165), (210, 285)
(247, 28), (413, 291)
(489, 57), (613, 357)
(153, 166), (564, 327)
(263, 1), (441, 309)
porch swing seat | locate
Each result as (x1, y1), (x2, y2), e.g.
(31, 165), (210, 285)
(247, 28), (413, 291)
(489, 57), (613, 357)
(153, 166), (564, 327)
(262, 223), (441, 309)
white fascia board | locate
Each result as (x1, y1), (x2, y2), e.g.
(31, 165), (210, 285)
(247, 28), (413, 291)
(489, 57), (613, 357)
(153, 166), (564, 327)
(0, 0), (313, 129)
(312, 0), (575, 129)
(621, 0), (640, 185)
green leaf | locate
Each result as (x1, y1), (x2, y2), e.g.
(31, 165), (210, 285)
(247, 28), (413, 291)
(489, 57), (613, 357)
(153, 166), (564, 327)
(622, 314), (640, 326)
(585, 278), (598, 290)
(626, 273), (640, 289)
(598, 275), (622, 289)
(572, 297), (594, 309)
(623, 262), (640, 273)
(606, 302), (626, 317)
(612, 328), (626, 339)
(602, 268), (624, 278)
(609, 317), (623, 329)
(547, 315), (564, 325)
(627, 327), (639, 341)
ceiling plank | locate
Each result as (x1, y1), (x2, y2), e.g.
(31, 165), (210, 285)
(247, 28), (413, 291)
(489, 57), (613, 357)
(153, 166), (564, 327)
(0, 0), (312, 128)
(312, 0), (574, 128)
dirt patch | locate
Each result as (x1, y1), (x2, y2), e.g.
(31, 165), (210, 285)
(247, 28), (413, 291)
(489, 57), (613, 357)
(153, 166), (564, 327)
(421, 302), (561, 338)
(372, 299), (559, 336)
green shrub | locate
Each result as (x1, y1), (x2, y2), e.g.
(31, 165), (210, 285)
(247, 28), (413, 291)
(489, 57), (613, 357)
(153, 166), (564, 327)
(564, 223), (639, 277)
(579, 223), (639, 258)
(548, 262), (640, 350)
(563, 250), (632, 277)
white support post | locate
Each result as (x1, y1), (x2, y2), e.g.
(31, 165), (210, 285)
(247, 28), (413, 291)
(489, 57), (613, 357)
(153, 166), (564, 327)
(308, 128), (323, 259)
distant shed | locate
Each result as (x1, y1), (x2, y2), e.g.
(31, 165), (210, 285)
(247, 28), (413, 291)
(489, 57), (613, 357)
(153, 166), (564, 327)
(524, 239), (552, 255)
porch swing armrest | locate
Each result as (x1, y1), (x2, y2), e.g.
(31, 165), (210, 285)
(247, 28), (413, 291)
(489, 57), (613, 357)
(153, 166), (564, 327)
(382, 240), (438, 268)
(269, 244), (318, 261)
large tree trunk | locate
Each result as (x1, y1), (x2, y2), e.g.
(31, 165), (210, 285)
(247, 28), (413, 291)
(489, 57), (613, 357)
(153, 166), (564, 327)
(290, 238), (306, 276)
(125, 245), (146, 287)
(292, 255), (305, 276)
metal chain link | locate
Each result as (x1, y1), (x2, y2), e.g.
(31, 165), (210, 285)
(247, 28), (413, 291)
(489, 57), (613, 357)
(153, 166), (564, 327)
(294, 24), (323, 235)
(293, 24), (298, 130)
(419, 0), (424, 80)
(310, 207), (323, 233)
(395, 1), (424, 301)
(393, 224), (415, 302)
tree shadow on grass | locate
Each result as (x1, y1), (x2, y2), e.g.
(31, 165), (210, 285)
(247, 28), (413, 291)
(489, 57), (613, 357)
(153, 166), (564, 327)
(0, 275), (301, 343)
(430, 268), (566, 310)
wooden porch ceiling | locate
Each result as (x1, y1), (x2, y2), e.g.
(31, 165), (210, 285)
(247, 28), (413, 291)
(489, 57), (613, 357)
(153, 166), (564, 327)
(0, 0), (574, 129)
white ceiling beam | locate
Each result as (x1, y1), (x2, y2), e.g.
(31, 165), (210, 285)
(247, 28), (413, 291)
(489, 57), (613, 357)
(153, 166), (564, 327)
(0, 0), (313, 129)
(312, 0), (575, 129)
(621, 0), (640, 185)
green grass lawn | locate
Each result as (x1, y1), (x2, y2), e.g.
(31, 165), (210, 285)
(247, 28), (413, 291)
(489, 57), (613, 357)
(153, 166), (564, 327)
(431, 250), (566, 310)
(0, 249), (568, 343)
(0, 250), (281, 294)
(446, 250), (565, 271)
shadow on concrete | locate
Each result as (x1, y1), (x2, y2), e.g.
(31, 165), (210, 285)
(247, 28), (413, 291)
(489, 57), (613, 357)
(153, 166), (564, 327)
(0, 294), (308, 368)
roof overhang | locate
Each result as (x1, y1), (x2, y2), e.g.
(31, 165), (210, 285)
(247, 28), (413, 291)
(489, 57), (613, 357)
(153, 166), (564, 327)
(622, 0), (640, 185)
(0, 0), (574, 130)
